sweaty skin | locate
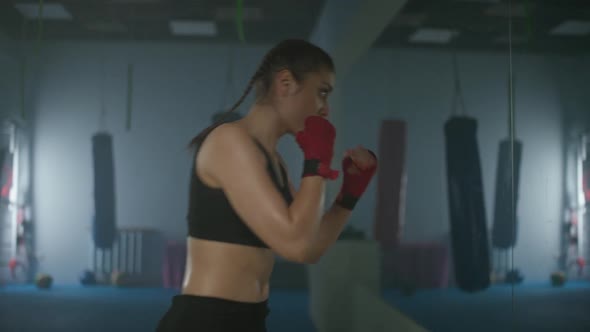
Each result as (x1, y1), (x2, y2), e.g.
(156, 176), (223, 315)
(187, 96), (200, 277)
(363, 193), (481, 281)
(181, 71), (335, 303)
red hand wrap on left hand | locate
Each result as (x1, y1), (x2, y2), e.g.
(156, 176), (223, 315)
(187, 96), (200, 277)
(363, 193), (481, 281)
(296, 116), (339, 180)
(336, 150), (377, 210)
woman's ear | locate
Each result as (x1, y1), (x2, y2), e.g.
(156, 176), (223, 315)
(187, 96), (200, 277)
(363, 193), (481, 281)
(274, 69), (298, 97)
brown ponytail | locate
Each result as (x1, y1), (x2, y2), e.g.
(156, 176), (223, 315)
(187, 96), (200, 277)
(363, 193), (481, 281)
(187, 39), (334, 150)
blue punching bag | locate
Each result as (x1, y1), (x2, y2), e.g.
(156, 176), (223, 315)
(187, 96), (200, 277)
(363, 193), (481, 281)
(92, 132), (117, 250)
(444, 116), (491, 292)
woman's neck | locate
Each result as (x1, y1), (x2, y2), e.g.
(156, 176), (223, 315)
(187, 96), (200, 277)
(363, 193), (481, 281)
(240, 104), (287, 154)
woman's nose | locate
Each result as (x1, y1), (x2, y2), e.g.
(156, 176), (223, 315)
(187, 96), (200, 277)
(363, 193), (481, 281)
(318, 104), (330, 117)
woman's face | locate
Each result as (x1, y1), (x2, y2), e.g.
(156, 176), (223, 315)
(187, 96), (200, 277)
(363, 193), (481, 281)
(276, 69), (335, 134)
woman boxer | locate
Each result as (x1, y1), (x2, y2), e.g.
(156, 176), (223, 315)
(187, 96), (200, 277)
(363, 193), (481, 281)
(157, 39), (377, 332)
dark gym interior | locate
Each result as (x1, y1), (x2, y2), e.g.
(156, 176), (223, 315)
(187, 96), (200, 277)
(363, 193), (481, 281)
(1, 1), (589, 331)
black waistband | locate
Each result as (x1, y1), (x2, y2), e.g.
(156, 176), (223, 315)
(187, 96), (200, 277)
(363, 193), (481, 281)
(172, 294), (270, 317)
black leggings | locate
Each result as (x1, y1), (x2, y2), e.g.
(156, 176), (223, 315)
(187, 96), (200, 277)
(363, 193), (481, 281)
(156, 294), (270, 332)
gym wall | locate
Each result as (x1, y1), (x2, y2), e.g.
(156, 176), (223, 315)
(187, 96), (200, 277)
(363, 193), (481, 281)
(29, 41), (590, 284)
(340, 49), (590, 282)
(0, 46), (19, 119)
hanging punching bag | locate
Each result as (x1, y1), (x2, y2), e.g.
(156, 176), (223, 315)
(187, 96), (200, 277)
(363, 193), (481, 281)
(584, 140), (590, 205)
(374, 120), (407, 249)
(0, 148), (13, 199)
(92, 132), (117, 250)
(444, 116), (491, 292)
(491, 139), (522, 249)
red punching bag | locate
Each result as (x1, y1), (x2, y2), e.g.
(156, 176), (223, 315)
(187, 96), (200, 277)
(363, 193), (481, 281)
(374, 120), (407, 249)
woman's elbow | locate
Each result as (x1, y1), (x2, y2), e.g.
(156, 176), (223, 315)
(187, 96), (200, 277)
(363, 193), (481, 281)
(293, 244), (322, 265)
(278, 240), (321, 264)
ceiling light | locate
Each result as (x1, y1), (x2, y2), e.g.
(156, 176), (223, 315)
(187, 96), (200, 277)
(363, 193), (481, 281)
(14, 3), (73, 20)
(550, 20), (590, 36)
(169, 20), (217, 37)
(409, 28), (458, 44)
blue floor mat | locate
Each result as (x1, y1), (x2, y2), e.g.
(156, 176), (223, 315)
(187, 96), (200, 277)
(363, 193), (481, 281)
(0, 286), (315, 332)
(382, 281), (590, 332)
(1, 282), (589, 332)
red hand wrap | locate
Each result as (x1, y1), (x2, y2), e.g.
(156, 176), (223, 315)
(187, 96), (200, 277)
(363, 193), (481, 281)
(336, 150), (377, 210)
(296, 116), (339, 180)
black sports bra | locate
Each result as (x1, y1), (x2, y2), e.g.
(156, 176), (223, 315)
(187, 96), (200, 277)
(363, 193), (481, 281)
(186, 133), (294, 248)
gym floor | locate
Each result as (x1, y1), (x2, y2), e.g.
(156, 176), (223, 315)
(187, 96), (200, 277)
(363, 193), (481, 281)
(0, 282), (589, 332)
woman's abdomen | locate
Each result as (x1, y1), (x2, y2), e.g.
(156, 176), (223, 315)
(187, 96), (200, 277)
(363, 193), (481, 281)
(181, 237), (275, 303)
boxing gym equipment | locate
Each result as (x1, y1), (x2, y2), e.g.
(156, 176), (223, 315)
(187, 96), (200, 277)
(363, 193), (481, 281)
(374, 120), (406, 249)
(8, 258), (26, 280)
(92, 228), (163, 286)
(90, 132), (118, 284)
(559, 134), (590, 279)
(111, 270), (130, 287)
(335, 149), (377, 210)
(584, 138), (590, 205)
(492, 139), (522, 250)
(444, 116), (491, 292)
(491, 138), (523, 283)
(0, 147), (12, 278)
(550, 271), (566, 287)
(490, 73), (524, 283)
(0, 121), (32, 284)
(579, 136), (589, 277)
(35, 273), (53, 289)
(297, 116), (339, 180)
(504, 268), (524, 285)
(0, 148), (12, 199)
(443, 52), (490, 292)
(126, 64), (134, 131)
(92, 132), (117, 250)
(80, 270), (97, 286)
